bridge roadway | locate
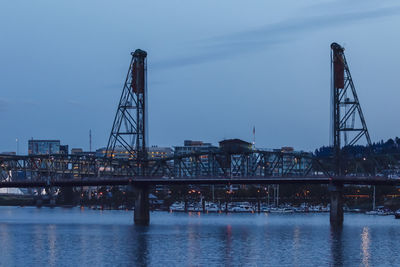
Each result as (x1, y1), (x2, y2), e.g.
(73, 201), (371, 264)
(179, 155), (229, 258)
(0, 176), (399, 188)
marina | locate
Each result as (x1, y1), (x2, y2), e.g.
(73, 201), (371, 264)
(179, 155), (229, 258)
(168, 201), (331, 213)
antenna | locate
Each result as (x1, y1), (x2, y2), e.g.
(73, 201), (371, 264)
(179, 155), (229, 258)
(89, 129), (92, 152)
(252, 126), (256, 149)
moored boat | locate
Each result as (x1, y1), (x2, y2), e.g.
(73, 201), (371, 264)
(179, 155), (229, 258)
(366, 208), (392, 216)
(169, 202), (185, 212)
(395, 209), (400, 219)
(205, 202), (220, 212)
(230, 203), (254, 213)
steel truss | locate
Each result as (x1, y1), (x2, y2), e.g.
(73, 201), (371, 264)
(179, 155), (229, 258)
(331, 42), (372, 175)
(0, 150), (317, 182)
(2, 150), (399, 186)
(106, 49), (148, 176)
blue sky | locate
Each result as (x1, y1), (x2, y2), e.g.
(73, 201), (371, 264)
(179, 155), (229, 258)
(1, 0), (400, 153)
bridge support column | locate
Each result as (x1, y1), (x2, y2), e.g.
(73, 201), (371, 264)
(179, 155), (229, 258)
(184, 196), (188, 213)
(62, 187), (74, 206)
(49, 197), (56, 207)
(134, 184), (150, 225)
(36, 196), (43, 207)
(329, 183), (343, 225)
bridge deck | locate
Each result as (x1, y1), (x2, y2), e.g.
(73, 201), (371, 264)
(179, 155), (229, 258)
(0, 176), (399, 188)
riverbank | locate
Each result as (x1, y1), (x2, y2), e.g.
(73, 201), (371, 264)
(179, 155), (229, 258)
(0, 194), (34, 206)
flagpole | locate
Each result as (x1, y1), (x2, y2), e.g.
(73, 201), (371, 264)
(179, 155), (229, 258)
(252, 126), (256, 149)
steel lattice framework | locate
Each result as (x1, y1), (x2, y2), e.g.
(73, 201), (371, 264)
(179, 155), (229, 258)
(2, 151), (399, 188)
(331, 42), (372, 175)
(106, 49), (148, 176)
(0, 150), (321, 182)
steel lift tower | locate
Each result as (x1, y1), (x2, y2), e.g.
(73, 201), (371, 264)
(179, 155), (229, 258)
(106, 49), (148, 176)
(330, 42), (371, 225)
(106, 49), (149, 225)
(331, 42), (371, 175)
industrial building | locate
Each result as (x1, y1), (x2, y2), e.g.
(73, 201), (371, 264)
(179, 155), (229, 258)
(96, 145), (173, 159)
(28, 140), (61, 155)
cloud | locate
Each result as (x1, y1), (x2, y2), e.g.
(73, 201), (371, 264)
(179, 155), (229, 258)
(212, 5), (400, 44)
(153, 5), (400, 70)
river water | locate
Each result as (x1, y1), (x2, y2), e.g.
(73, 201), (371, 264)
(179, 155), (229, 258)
(0, 206), (399, 266)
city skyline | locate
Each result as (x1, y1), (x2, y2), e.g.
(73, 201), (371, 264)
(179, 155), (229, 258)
(1, 1), (400, 153)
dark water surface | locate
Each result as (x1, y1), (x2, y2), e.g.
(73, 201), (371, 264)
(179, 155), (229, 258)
(0, 206), (399, 266)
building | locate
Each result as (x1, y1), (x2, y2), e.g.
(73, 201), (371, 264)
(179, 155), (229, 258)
(219, 139), (252, 154)
(96, 146), (131, 159)
(28, 140), (60, 155)
(96, 146), (173, 159)
(218, 139), (253, 178)
(71, 148), (84, 155)
(174, 140), (218, 177)
(148, 146), (173, 159)
(69, 148), (96, 157)
(175, 140), (218, 155)
(0, 152), (16, 155)
(267, 147), (312, 176)
(60, 145), (69, 155)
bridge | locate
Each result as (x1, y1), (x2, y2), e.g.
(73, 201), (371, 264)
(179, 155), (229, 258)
(0, 43), (398, 225)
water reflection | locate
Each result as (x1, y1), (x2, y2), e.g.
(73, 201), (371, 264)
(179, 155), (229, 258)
(292, 227), (301, 266)
(330, 225), (343, 267)
(224, 224), (233, 266)
(132, 226), (149, 267)
(47, 225), (57, 267)
(33, 224), (45, 263)
(0, 208), (399, 266)
(0, 224), (11, 264)
(361, 227), (370, 267)
(187, 224), (201, 265)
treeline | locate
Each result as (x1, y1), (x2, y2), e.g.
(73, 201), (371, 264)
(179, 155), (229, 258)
(313, 137), (400, 174)
(315, 137), (400, 159)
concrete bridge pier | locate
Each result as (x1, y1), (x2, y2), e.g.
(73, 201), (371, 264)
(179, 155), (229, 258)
(35, 188), (43, 207)
(61, 187), (74, 206)
(329, 183), (344, 225)
(49, 196), (56, 206)
(46, 187), (56, 207)
(35, 195), (43, 207)
(134, 184), (150, 225)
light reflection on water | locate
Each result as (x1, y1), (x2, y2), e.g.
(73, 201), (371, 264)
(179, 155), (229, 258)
(361, 227), (370, 267)
(0, 207), (399, 266)
(292, 226), (301, 266)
